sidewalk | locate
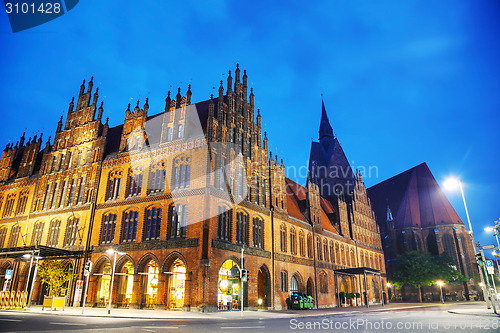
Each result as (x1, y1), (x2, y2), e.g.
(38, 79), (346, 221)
(447, 302), (500, 317)
(0, 302), (466, 320)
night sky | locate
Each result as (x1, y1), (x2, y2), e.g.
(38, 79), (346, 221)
(1, 1), (499, 252)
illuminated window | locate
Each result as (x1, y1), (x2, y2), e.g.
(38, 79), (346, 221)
(15, 190), (29, 215)
(107, 170), (123, 200)
(252, 217), (264, 249)
(168, 204), (187, 239)
(31, 221), (44, 246)
(144, 207), (161, 241)
(280, 225), (287, 252)
(0, 228), (7, 248)
(122, 210), (138, 242)
(47, 219), (61, 246)
(290, 228), (297, 255)
(101, 213), (116, 244)
(217, 206), (232, 241)
(64, 216), (80, 246)
(127, 167), (143, 197)
(173, 156), (191, 190)
(149, 162), (165, 193)
(236, 211), (248, 245)
(8, 225), (21, 248)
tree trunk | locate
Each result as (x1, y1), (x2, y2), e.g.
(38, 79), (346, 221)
(418, 285), (422, 303)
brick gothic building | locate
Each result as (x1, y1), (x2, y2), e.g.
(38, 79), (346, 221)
(367, 163), (479, 301)
(0, 65), (386, 311)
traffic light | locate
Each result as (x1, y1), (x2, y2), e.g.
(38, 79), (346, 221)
(84, 260), (92, 276)
(475, 253), (484, 266)
(246, 270), (250, 283)
(241, 269), (248, 281)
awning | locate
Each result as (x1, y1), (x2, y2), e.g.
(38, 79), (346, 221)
(0, 245), (86, 259)
(334, 266), (381, 275)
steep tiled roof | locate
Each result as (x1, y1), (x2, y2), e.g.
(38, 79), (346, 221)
(367, 162), (463, 233)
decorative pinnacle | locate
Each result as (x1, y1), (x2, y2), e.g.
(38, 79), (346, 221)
(95, 87), (99, 94)
(127, 103), (131, 110)
(100, 101), (104, 108)
(70, 96), (74, 103)
(90, 76), (93, 83)
(136, 100), (140, 108)
(145, 97), (149, 105)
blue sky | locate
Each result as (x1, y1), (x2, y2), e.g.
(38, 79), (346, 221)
(1, 0), (499, 249)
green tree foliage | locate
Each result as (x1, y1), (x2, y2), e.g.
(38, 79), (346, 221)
(37, 260), (75, 297)
(391, 251), (466, 302)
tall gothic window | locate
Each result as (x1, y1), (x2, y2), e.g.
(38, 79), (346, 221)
(262, 178), (266, 207)
(167, 127), (173, 141)
(122, 210), (138, 242)
(47, 219), (61, 246)
(127, 167), (143, 197)
(173, 156), (191, 190)
(290, 228), (297, 255)
(67, 178), (77, 206)
(149, 161), (165, 193)
(329, 241), (334, 263)
(8, 225), (21, 248)
(168, 204), (187, 239)
(144, 207), (161, 241)
(280, 271), (288, 292)
(319, 272), (328, 293)
(101, 213), (116, 244)
(107, 170), (123, 200)
(252, 217), (264, 249)
(317, 237), (323, 261)
(217, 206), (232, 241)
(299, 231), (305, 257)
(307, 234), (313, 258)
(280, 224), (287, 252)
(323, 239), (328, 262)
(236, 211), (248, 245)
(3, 194), (16, 218)
(58, 179), (68, 207)
(0, 227), (7, 248)
(219, 157), (226, 190)
(64, 216), (80, 246)
(77, 176), (86, 204)
(254, 174), (259, 205)
(50, 181), (60, 208)
(15, 190), (29, 215)
(238, 166), (244, 198)
(178, 124), (184, 138)
(31, 221), (44, 246)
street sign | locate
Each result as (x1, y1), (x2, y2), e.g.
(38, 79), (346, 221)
(483, 245), (495, 250)
(5, 269), (12, 280)
(486, 260), (495, 275)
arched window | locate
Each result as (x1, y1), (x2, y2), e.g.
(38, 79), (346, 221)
(3, 193), (16, 218)
(107, 169), (123, 200)
(360, 251), (365, 267)
(299, 231), (305, 257)
(319, 272), (328, 293)
(47, 219), (61, 246)
(77, 176), (87, 204)
(64, 216), (80, 246)
(236, 211), (248, 245)
(149, 161), (165, 194)
(0, 227), (7, 248)
(290, 228), (297, 255)
(144, 207), (162, 241)
(101, 213), (116, 244)
(31, 221), (44, 246)
(127, 167), (143, 197)
(317, 237), (323, 261)
(329, 241), (334, 263)
(168, 204), (187, 239)
(122, 210), (138, 242)
(280, 271), (288, 292)
(173, 156), (191, 190)
(340, 245), (345, 265)
(67, 177), (77, 206)
(323, 239), (328, 262)
(15, 189), (29, 215)
(217, 206), (232, 241)
(307, 234), (313, 258)
(350, 250), (356, 267)
(8, 225), (21, 248)
(252, 217), (264, 249)
(335, 243), (340, 263)
(279, 224), (287, 252)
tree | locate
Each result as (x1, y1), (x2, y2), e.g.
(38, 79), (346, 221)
(391, 251), (466, 302)
(37, 260), (75, 297)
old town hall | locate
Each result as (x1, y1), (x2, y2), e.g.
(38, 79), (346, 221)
(0, 65), (386, 311)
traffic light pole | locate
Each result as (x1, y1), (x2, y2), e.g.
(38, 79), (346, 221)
(480, 249), (497, 314)
(82, 261), (92, 314)
(241, 246), (244, 316)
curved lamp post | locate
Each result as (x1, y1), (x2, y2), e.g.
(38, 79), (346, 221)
(443, 177), (490, 307)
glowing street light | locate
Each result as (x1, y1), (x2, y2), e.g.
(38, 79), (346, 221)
(484, 225), (500, 249)
(106, 246), (126, 315)
(437, 281), (444, 303)
(443, 177), (490, 307)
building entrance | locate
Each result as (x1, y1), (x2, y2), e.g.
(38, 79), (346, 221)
(217, 259), (241, 310)
(168, 259), (186, 309)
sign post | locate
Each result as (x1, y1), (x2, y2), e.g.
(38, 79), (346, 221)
(82, 260), (92, 314)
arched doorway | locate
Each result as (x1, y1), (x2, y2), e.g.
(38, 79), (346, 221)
(257, 265), (271, 308)
(118, 262), (134, 308)
(143, 260), (159, 308)
(167, 259), (186, 309)
(217, 259), (241, 310)
(306, 278), (314, 297)
(96, 263), (111, 307)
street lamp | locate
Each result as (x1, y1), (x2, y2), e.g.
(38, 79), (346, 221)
(437, 281), (444, 303)
(443, 177), (490, 307)
(484, 226), (500, 249)
(106, 246), (125, 315)
(386, 283), (392, 301)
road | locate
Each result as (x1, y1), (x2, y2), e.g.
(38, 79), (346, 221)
(0, 303), (498, 332)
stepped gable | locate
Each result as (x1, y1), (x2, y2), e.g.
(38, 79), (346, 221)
(367, 162), (463, 233)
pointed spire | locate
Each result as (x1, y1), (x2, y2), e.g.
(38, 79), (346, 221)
(319, 99), (334, 140)
(135, 100), (140, 111)
(87, 76), (94, 93)
(127, 103), (131, 111)
(227, 70), (233, 92)
(387, 204), (394, 222)
(99, 101), (104, 109)
(68, 96), (74, 113)
(165, 91), (171, 111)
(175, 87), (181, 108)
(186, 84), (192, 104)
